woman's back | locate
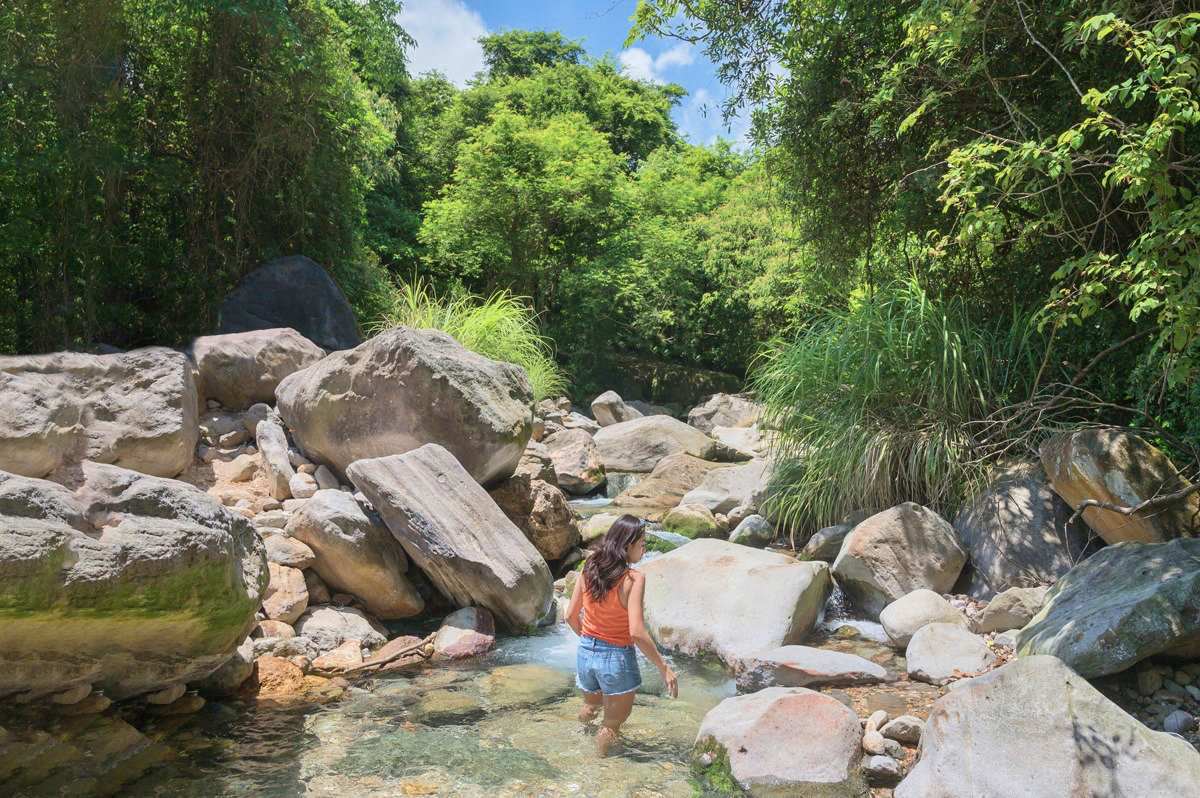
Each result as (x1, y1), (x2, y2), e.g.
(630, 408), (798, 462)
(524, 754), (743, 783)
(580, 570), (632, 646)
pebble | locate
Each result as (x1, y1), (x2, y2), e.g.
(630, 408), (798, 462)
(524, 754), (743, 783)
(58, 694), (111, 715)
(1137, 668), (1163, 696)
(289, 449), (311, 468)
(314, 465), (339, 491)
(255, 509), (291, 529)
(1175, 670), (1193, 686)
(1164, 710), (1197, 734)
(49, 684), (92, 705)
(145, 683), (186, 705)
(862, 755), (902, 787)
(297, 463), (317, 475)
(219, 429), (248, 448)
(289, 472), (318, 499)
(866, 709), (889, 733)
(883, 738), (904, 758)
(862, 730), (887, 755)
(881, 715), (924, 744)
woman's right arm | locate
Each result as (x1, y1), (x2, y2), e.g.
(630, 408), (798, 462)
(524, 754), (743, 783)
(565, 572), (585, 636)
(626, 572), (678, 698)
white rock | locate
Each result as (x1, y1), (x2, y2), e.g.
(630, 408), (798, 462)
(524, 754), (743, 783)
(905, 623), (997, 685)
(879, 589), (966, 648)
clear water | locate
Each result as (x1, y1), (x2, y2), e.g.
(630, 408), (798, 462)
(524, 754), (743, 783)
(119, 623), (735, 797)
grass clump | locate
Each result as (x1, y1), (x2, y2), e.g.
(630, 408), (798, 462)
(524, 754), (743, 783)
(752, 276), (1042, 539)
(370, 279), (568, 400)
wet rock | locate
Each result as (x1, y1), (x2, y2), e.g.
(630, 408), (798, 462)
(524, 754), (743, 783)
(198, 640), (255, 696)
(593, 415), (749, 473)
(686, 393), (762, 434)
(879, 589), (967, 648)
(1016, 538), (1200, 677)
(734, 645), (892, 692)
(662, 503), (722, 539)
(542, 428), (605, 495)
(976, 585), (1047, 633)
(347, 444), (552, 630)
(895, 656), (1200, 797)
(0, 463), (266, 700)
(729, 514), (774, 548)
(590, 390), (643, 426)
(190, 327), (324, 410)
(262, 562), (308, 625)
(217, 255), (361, 351)
(0, 347), (199, 478)
(694, 687), (866, 797)
(642, 539), (831, 667)
(286, 489), (423, 619)
(433, 607), (496, 660)
(277, 327), (533, 485)
(832, 502), (967, 618)
(953, 462), (1100, 598)
(680, 458), (771, 516)
(905, 623), (997, 686)
(1041, 427), (1199, 544)
(264, 534), (316, 569)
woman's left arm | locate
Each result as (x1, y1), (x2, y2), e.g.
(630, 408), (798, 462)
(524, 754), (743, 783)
(565, 572), (585, 636)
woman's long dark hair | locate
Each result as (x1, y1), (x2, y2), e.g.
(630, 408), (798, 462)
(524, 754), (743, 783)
(583, 514), (646, 601)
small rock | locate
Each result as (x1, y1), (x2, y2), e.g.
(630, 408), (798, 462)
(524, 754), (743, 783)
(880, 589), (966, 648)
(863, 755), (902, 787)
(976, 586), (1048, 633)
(433, 607), (496, 660)
(49, 684), (92, 705)
(314, 464), (339, 491)
(862, 729), (887, 755)
(219, 428), (248, 448)
(311, 639), (364, 672)
(198, 444), (217, 464)
(1164, 710), (1197, 734)
(906, 623), (998, 685)
(255, 509), (291, 529)
(262, 562), (309, 625)
(883, 738), (904, 758)
(289, 449), (311, 468)
(1175, 670), (1193, 686)
(304, 570), (332, 605)
(243, 403), (272, 435)
(332, 592), (355, 607)
(289, 472), (318, 500)
(144, 683), (186, 705)
(298, 463), (317, 475)
(207, 399), (222, 410)
(255, 620), (296, 639)
(1138, 668), (1164, 696)
(866, 709), (889, 733)
(264, 535), (316, 569)
(58, 693), (112, 715)
(729, 514), (774, 548)
(880, 715), (924, 744)
(150, 693), (206, 716)
(224, 453), (259, 482)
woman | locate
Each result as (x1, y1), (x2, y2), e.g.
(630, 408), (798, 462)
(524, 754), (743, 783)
(566, 514), (678, 756)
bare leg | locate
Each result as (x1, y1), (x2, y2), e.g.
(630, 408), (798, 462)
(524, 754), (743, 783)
(596, 691), (636, 756)
(578, 690), (602, 724)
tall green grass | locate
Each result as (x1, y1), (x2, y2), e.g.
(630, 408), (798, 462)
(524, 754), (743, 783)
(753, 277), (1042, 538)
(370, 280), (568, 401)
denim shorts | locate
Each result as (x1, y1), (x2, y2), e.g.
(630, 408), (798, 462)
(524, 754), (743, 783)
(576, 635), (642, 696)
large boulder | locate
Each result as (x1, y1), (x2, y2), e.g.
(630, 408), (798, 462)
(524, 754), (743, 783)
(346, 444), (552, 630)
(1016, 538), (1200, 677)
(734, 646), (892, 692)
(190, 327), (325, 410)
(593, 415), (749, 473)
(694, 687), (866, 797)
(976, 586), (1047, 634)
(895, 656), (1200, 797)
(0, 348), (199, 478)
(217, 255), (361, 351)
(641, 539), (831, 666)
(0, 463), (267, 700)
(542, 428), (605, 495)
(590, 390), (643, 426)
(832, 503), (967, 618)
(1040, 427), (1199, 544)
(285, 489), (424, 619)
(680, 458), (771, 515)
(686, 393), (762, 434)
(276, 327), (534, 486)
(612, 452), (729, 514)
(954, 462), (1102, 598)
(489, 470), (581, 561)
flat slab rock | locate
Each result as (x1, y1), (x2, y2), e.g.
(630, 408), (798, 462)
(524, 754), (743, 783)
(734, 645), (894, 692)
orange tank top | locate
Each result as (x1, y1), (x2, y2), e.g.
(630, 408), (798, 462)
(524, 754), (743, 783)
(581, 570), (633, 647)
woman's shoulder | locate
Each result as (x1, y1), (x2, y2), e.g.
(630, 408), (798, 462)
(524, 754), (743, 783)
(626, 569), (645, 584)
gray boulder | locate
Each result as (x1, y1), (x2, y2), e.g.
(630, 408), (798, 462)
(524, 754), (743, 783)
(592, 415), (749, 473)
(734, 645), (892, 692)
(800, 511), (873, 562)
(0, 348), (199, 478)
(879, 589), (966, 648)
(954, 462), (1100, 598)
(1016, 538), (1200, 676)
(832, 503), (967, 618)
(293, 606), (387, 653)
(895, 656), (1200, 797)
(0, 463), (267, 700)
(1041, 427), (1199, 544)
(347, 444), (552, 630)
(976, 586), (1047, 633)
(905, 623), (997, 685)
(277, 327), (534, 486)
(641, 539), (831, 666)
(694, 687), (866, 797)
(590, 390), (643, 426)
(542, 428), (605, 495)
(217, 255), (361, 351)
(729, 514), (774, 548)
(680, 457), (771, 515)
(686, 393), (762, 434)
(286, 489), (423, 619)
(190, 327), (324, 410)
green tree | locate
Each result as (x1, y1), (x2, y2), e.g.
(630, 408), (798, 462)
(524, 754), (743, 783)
(481, 30), (585, 79)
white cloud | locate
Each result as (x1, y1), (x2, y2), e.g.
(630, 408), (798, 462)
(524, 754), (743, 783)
(618, 43), (694, 84)
(678, 87), (753, 151)
(398, 0), (487, 87)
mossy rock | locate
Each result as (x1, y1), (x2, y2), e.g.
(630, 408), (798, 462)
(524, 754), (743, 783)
(662, 504), (721, 539)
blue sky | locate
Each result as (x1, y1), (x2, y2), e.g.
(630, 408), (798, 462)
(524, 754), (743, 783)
(397, 0), (750, 148)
